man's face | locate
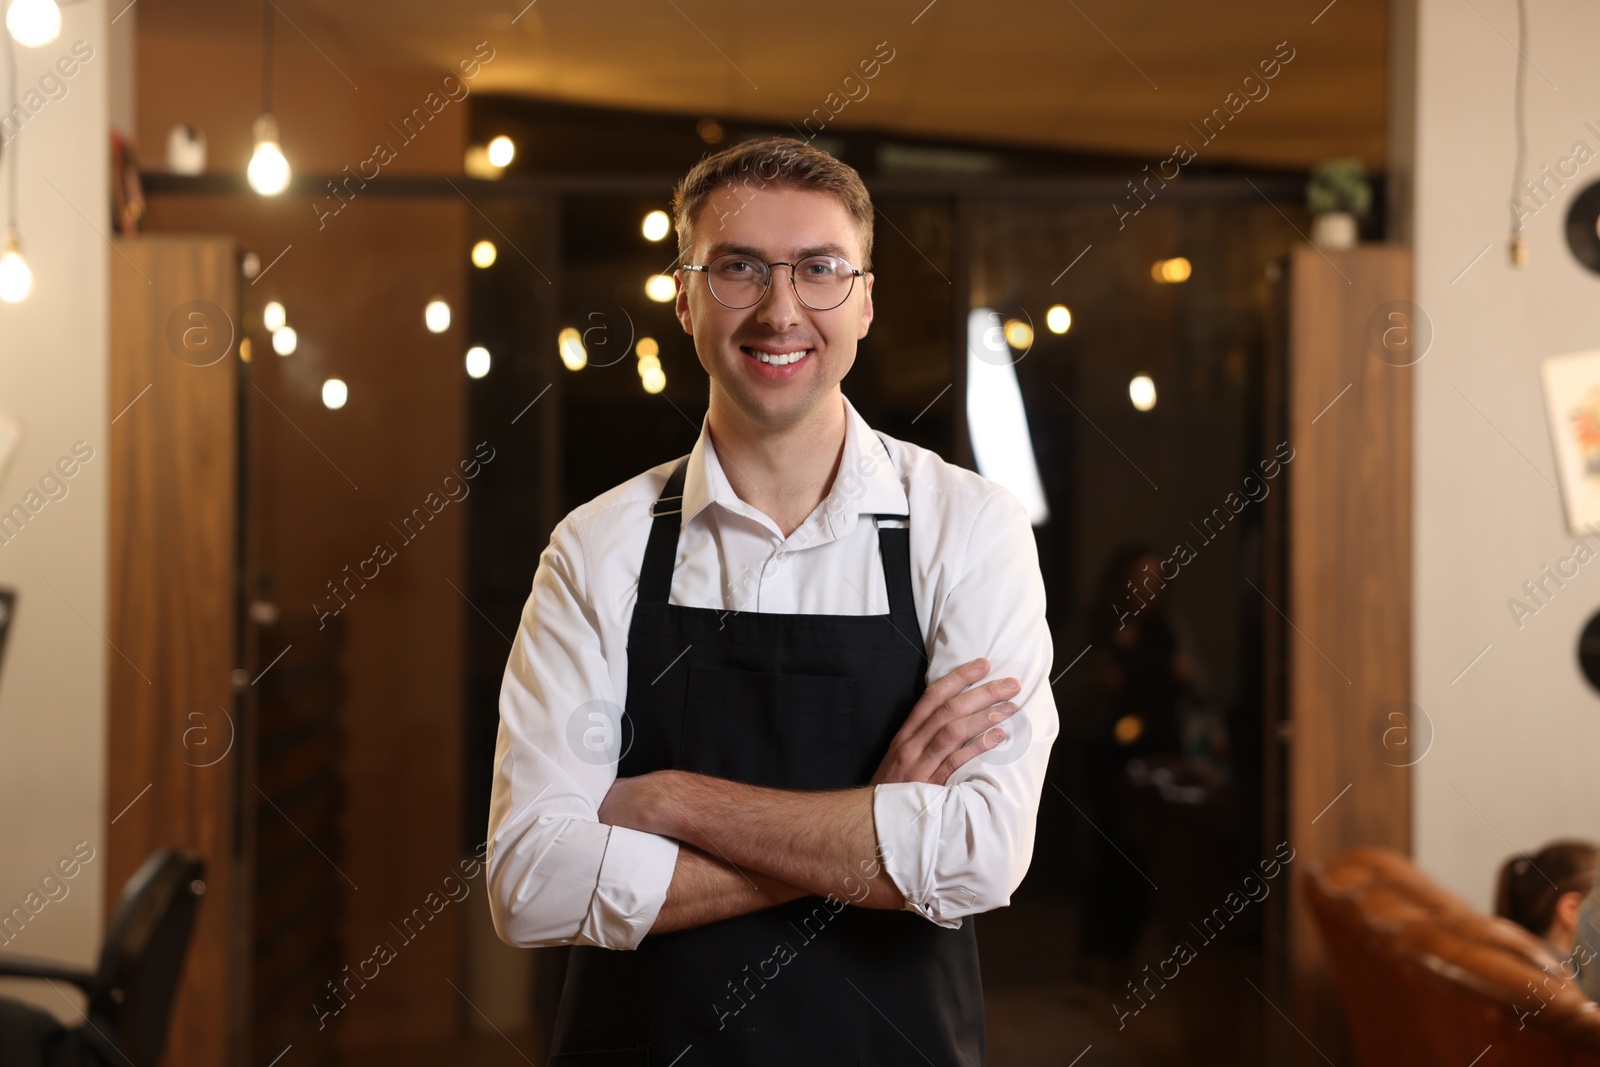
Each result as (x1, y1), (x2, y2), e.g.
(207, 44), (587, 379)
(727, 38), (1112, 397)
(675, 185), (874, 433)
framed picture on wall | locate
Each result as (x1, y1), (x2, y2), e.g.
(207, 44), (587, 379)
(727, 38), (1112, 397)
(1540, 348), (1600, 535)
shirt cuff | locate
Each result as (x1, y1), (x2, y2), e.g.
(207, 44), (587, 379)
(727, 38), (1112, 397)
(872, 782), (973, 929)
(578, 825), (681, 950)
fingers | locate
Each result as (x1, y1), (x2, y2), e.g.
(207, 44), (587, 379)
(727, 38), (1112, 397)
(916, 658), (991, 714)
(906, 673), (1020, 751)
(874, 658), (1024, 786)
(893, 658), (990, 742)
(925, 698), (1015, 757)
(931, 712), (1017, 785)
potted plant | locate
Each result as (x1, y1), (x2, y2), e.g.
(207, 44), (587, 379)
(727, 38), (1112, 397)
(1306, 157), (1372, 250)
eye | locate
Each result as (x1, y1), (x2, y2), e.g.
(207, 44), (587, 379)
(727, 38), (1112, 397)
(799, 257), (840, 277)
(716, 257), (763, 276)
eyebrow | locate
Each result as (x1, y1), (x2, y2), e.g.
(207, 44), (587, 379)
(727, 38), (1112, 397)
(703, 241), (855, 261)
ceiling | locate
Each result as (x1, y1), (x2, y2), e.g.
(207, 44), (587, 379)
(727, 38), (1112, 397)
(140, 0), (1388, 169)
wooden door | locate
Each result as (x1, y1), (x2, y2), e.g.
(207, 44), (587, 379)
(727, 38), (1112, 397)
(108, 236), (248, 1066)
(1272, 244), (1414, 1065)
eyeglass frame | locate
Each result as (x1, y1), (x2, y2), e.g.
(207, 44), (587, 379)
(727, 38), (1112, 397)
(680, 251), (871, 311)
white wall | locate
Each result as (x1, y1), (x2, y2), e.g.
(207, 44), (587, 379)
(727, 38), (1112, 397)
(1413, 0), (1600, 909)
(0, 0), (110, 1019)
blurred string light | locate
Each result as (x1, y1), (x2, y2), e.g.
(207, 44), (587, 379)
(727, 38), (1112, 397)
(322, 378), (348, 410)
(642, 210), (671, 242)
(1002, 318), (1032, 350)
(6, 0), (60, 47)
(246, 4), (290, 195)
(1129, 374), (1157, 411)
(644, 274), (676, 302)
(424, 298), (451, 333)
(262, 300), (286, 332)
(1151, 257), (1191, 284)
(271, 325), (297, 356)
(465, 345), (490, 379)
(558, 327), (586, 371)
(1046, 304), (1072, 334)
(486, 135), (515, 168)
(637, 335), (663, 389)
(471, 240), (497, 268)
(0, 28), (32, 301)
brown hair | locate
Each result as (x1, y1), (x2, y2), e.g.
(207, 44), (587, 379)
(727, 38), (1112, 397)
(670, 136), (874, 268)
(1494, 839), (1599, 937)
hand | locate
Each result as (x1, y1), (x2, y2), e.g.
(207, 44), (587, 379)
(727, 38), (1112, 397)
(598, 771), (668, 834)
(870, 658), (1020, 787)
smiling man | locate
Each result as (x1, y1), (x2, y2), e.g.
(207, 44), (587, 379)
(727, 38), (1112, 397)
(486, 136), (1058, 1065)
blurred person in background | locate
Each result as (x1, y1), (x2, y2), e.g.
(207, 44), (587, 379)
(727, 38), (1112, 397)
(1495, 839), (1598, 962)
(1063, 543), (1204, 973)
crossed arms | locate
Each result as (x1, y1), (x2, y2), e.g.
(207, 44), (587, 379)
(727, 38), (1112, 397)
(485, 487), (1058, 949)
(598, 660), (1021, 935)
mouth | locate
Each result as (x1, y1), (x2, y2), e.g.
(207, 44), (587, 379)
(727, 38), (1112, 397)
(741, 344), (813, 367)
(739, 345), (814, 379)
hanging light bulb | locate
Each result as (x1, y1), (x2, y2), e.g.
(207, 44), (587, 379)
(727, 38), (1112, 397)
(5, 0), (61, 48)
(0, 229), (31, 303)
(247, 4), (289, 196)
(247, 114), (291, 196)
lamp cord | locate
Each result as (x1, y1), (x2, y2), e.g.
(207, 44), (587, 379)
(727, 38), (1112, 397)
(1509, 0), (1529, 247)
(261, 0), (274, 115)
(3, 26), (16, 233)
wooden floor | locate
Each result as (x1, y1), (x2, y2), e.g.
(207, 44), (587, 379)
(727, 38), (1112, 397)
(340, 892), (1269, 1067)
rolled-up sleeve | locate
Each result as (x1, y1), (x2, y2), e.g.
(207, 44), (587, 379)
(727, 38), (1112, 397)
(872, 486), (1059, 927)
(486, 516), (680, 950)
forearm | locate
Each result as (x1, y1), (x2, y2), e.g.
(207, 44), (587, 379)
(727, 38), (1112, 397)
(638, 771), (906, 909)
(649, 844), (809, 936)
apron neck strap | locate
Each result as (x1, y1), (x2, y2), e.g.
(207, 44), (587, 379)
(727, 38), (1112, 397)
(636, 440), (916, 621)
(639, 457), (691, 605)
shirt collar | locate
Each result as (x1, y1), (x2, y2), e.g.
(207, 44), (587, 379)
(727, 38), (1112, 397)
(678, 394), (908, 537)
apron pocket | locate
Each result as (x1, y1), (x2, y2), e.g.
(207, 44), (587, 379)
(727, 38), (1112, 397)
(681, 666), (858, 790)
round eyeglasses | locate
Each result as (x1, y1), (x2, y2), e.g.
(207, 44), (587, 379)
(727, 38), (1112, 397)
(682, 252), (869, 311)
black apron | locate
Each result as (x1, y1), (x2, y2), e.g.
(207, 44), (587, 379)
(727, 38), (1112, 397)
(548, 450), (985, 1066)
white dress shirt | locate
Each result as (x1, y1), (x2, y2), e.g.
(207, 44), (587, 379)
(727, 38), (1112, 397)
(486, 393), (1059, 951)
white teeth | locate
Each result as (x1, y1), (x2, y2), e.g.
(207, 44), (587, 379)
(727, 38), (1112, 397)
(750, 349), (809, 366)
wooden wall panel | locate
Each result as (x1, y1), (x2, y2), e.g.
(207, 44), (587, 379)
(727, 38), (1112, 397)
(108, 236), (243, 1066)
(1283, 243), (1413, 1064)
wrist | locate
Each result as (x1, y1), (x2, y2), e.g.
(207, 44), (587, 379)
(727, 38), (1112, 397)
(645, 769), (683, 838)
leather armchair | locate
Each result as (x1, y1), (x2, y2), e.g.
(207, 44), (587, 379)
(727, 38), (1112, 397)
(1305, 846), (1600, 1066)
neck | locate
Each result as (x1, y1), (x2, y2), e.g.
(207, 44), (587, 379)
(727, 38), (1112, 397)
(706, 390), (847, 537)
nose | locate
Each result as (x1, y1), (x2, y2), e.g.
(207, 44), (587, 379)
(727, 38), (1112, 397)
(753, 263), (803, 331)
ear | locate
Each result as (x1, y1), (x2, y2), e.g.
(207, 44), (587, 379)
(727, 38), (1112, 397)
(674, 270), (693, 335)
(1556, 891), (1586, 934)
(856, 271), (875, 340)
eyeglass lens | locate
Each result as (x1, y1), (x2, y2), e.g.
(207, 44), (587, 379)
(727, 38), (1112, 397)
(706, 253), (856, 311)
